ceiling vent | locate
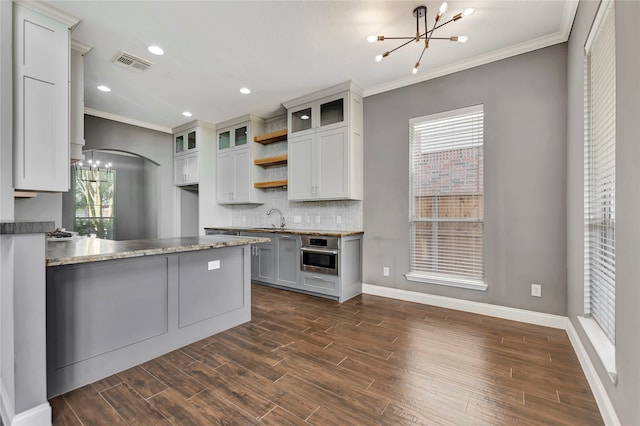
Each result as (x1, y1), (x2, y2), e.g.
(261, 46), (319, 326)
(111, 50), (152, 73)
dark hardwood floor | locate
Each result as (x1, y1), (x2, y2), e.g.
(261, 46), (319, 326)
(51, 283), (603, 425)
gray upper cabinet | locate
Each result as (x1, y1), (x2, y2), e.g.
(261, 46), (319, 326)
(284, 81), (363, 201)
(173, 125), (205, 186)
(13, 4), (77, 192)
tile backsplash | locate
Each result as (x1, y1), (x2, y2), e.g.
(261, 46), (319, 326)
(228, 116), (363, 231)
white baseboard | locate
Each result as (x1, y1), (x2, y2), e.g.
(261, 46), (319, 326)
(0, 380), (15, 426)
(11, 403), (51, 426)
(361, 283), (620, 426)
(566, 321), (621, 426)
(362, 283), (567, 329)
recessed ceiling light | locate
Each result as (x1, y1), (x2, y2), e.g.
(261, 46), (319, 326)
(147, 45), (164, 56)
(300, 114), (310, 120)
(182, 111), (193, 117)
(97, 85), (111, 92)
(239, 87), (251, 95)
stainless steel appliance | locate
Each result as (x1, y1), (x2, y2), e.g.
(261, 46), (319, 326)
(300, 236), (339, 276)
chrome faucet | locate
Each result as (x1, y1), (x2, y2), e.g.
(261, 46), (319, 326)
(266, 208), (286, 229)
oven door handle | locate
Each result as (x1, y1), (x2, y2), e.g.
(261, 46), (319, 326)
(301, 247), (339, 255)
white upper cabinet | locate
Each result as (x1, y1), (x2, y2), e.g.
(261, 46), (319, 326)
(13, 4), (78, 192)
(215, 115), (265, 204)
(173, 128), (198, 185)
(284, 81), (363, 201)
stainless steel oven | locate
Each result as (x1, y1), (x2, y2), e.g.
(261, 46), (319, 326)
(300, 236), (339, 276)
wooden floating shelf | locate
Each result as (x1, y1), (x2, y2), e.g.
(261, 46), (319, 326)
(253, 129), (287, 144)
(254, 179), (288, 189)
(14, 191), (37, 198)
(254, 154), (288, 167)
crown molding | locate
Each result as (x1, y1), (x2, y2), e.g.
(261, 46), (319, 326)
(14, 0), (80, 28)
(84, 108), (173, 134)
(364, 0), (578, 98)
(282, 80), (363, 109)
(172, 119), (216, 133)
(71, 39), (92, 55)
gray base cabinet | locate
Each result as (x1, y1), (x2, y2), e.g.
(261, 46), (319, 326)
(241, 232), (361, 302)
(46, 245), (251, 397)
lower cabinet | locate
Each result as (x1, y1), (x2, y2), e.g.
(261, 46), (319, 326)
(238, 231), (361, 302)
(300, 271), (339, 296)
(46, 245), (251, 397)
(275, 235), (300, 288)
(254, 239), (275, 283)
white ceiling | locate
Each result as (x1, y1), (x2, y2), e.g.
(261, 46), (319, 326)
(44, 0), (577, 132)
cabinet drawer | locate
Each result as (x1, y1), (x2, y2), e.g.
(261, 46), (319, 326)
(300, 272), (339, 296)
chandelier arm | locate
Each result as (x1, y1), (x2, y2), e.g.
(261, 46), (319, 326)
(416, 45), (428, 65)
(380, 37), (419, 40)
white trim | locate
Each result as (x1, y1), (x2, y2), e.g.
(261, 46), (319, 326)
(585, 0), (613, 54)
(361, 283), (620, 425)
(282, 80), (364, 109)
(172, 119), (216, 134)
(10, 403), (51, 426)
(70, 39), (92, 55)
(405, 272), (487, 292)
(362, 283), (565, 328)
(0, 380), (15, 426)
(576, 316), (617, 383)
(14, 0), (80, 28)
(567, 320), (621, 426)
(364, 25), (575, 98)
(84, 108), (173, 134)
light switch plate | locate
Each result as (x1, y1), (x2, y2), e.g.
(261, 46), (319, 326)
(294, 215), (302, 223)
(208, 260), (220, 270)
(315, 216), (321, 224)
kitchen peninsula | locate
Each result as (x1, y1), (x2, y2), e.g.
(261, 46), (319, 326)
(46, 234), (268, 397)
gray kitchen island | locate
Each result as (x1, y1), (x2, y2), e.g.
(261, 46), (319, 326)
(46, 235), (268, 397)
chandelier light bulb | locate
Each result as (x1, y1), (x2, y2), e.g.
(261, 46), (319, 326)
(458, 35), (468, 43)
(463, 8), (475, 16)
(439, 2), (448, 15)
(412, 62), (420, 74)
(375, 54), (384, 62)
(367, 35), (377, 43)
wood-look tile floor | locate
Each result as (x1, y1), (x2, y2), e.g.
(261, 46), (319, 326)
(51, 284), (603, 425)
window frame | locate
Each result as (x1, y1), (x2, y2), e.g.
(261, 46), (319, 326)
(74, 167), (116, 239)
(406, 104), (486, 291)
(580, 0), (617, 383)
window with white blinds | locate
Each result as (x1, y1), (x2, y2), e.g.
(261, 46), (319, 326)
(409, 105), (484, 286)
(584, 0), (616, 344)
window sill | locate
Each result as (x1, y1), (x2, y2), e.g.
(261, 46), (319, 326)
(405, 272), (487, 291)
(577, 316), (617, 384)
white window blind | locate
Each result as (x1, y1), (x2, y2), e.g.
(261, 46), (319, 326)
(409, 105), (484, 283)
(584, 0), (615, 343)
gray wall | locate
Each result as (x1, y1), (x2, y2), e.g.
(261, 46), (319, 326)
(363, 44), (568, 315)
(84, 115), (175, 238)
(62, 152), (156, 241)
(567, 1), (640, 424)
(15, 193), (62, 227)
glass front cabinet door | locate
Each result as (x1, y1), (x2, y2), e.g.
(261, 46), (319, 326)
(217, 123), (252, 151)
(288, 92), (347, 136)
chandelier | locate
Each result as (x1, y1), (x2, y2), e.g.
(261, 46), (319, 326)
(368, 2), (475, 74)
(74, 150), (112, 173)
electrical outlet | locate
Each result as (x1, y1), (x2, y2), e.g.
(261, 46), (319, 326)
(336, 216), (341, 224)
(383, 266), (390, 277)
(293, 215), (302, 223)
(241, 215), (246, 223)
(315, 216), (321, 224)
(531, 283), (541, 297)
(208, 260), (220, 270)
(306, 216), (310, 223)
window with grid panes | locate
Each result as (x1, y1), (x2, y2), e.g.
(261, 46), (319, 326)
(584, 0), (616, 344)
(409, 105), (484, 286)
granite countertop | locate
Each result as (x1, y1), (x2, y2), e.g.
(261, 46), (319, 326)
(204, 226), (364, 238)
(0, 221), (55, 235)
(46, 235), (270, 267)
